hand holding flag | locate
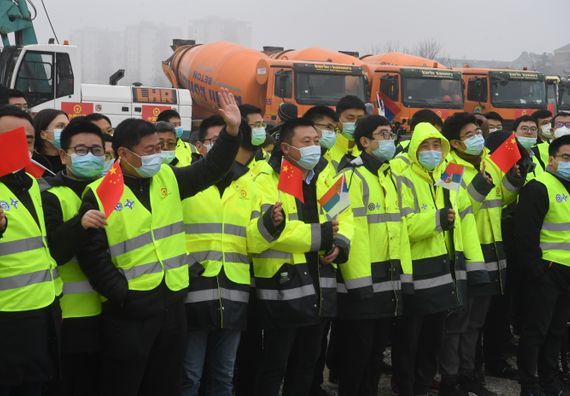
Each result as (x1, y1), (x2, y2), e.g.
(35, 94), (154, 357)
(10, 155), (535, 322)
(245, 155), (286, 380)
(278, 159), (304, 203)
(435, 163), (465, 191)
(96, 160), (124, 218)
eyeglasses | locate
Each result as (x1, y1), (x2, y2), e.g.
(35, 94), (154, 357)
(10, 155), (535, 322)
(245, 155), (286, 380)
(372, 130), (396, 140)
(68, 145), (105, 156)
(555, 154), (570, 162)
(314, 123), (337, 131)
(249, 122), (267, 128)
(159, 141), (177, 150)
(555, 122), (570, 129)
(518, 126), (538, 133)
(462, 129), (483, 140)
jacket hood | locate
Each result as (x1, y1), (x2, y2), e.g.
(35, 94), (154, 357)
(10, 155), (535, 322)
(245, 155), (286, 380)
(408, 122), (450, 171)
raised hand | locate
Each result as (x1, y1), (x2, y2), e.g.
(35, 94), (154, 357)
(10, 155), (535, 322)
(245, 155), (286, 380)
(217, 88), (241, 136)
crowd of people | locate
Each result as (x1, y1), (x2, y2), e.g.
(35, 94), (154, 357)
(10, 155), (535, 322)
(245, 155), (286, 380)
(2, 86), (570, 396)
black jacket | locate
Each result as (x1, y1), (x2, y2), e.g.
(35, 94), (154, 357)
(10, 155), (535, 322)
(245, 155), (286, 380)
(77, 128), (240, 319)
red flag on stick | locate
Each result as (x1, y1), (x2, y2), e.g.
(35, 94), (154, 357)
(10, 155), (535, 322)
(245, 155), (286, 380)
(0, 127), (29, 177)
(278, 159), (304, 203)
(489, 133), (521, 173)
(25, 159), (54, 178)
(96, 160), (124, 218)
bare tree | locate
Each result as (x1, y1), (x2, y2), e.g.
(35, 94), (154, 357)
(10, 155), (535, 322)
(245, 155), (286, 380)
(412, 38), (442, 60)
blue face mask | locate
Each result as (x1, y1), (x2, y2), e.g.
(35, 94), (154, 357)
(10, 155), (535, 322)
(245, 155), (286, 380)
(51, 128), (63, 150)
(160, 150), (176, 164)
(320, 130), (337, 149)
(342, 122), (356, 140)
(463, 134), (485, 156)
(101, 158), (114, 176)
(251, 127), (267, 146)
(372, 140), (396, 161)
(517, 136), (536, 151)
(292, 144), (321, 170)
(557, 162), (570, 181)
(130, 152), (162, 178)
(418, 150), (443, 171)
(69, 153), (104, 179)
(175, 127), (184, 139)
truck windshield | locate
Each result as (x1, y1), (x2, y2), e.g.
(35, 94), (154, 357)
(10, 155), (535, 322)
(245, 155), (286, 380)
(295, 73), (367, 105)
(490, 78), (545, 108)
(560, 84), (570, 111)
(402, 77), (463, 108)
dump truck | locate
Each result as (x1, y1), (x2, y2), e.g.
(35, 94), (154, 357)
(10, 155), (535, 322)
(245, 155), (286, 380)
(162, 41), (369, 124)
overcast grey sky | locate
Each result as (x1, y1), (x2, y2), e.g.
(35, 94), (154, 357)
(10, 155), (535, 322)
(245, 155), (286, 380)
(33, 0), (569, 61)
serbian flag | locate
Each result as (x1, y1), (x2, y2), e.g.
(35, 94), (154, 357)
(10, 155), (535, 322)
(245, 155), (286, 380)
(0, 127), (29, 177)
(319, 175), (350, 219)
(96, 160), (124, 218)
(377, 91), (401, 122)
(278, 159), (304, 203)
(435, 163), (465, 192)
(490, 134), (521, 173)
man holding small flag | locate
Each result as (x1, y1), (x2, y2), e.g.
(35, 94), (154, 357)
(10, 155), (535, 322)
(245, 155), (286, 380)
(441, 113), (525, 395)
(0, 105), (61, 395)
(252, 118), (353, 396)
(76, 89), (242, 396)
(336, 115), (413, 395)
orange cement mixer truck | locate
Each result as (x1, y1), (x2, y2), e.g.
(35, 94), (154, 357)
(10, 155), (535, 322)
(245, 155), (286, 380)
(162, 41), (369, 125)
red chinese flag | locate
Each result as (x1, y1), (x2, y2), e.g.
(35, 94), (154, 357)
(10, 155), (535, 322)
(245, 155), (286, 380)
(96, 160), (124, 218)
(278, 159), (304, 203)
(0, 127), (29, 177)
(25, 159), (49, 178)
(490, 134), (521, 173)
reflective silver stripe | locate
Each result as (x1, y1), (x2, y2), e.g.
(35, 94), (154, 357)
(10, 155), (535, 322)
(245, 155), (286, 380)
(63, 280), (94, 295)
(498, 259), (507, 270)
(455, 270), (467, 281)
(481, 199), (503, 209)
(320, 277), (337, 288)
(413, 273), (454, 290)
(344, 276), (372, 290)
(310, 223), (321, 252)
(352, 207), (367, 217)
(401, 207), (414, 216)
(396, 176), (420, 212)
(502, 176), (518, 193)
(225, 225), (247, 237)
(400, 274), (413, 283)
(336, 234), (350, 248)
(261, 204), (272, 213)
(153, 222), (184, 240)
(163, 254), (187, 270)
(257, 284), (316, 301)
(288, 213), (299, 221)
(251, 211), (261, 220)
(337, 282), (348, 293)
(541, 242), (570, 251)
(542, 222), (570, 232)
(435, 210), (443, 232)
(0, 236), (44, 256)
(373, 280), (401, 293)
(0, 269), (53, 291)
(351, 169), (370, 212)
(486, 261), (499, 271)
(368, 213), (401, 223)
(185, 288), (250, 304)
(466, 261), (486, 272)
(467, 183), (486, 203)
(121, 261), (163, 280)
(185, 223), (223, 234)
(189, 251), (223, 262)
(252, 250), (291, 260)
(224, 252), (250, 264)
(459, 207), (473, 219)
(400, 156), (411, 164)
(257, 216), (274, 243)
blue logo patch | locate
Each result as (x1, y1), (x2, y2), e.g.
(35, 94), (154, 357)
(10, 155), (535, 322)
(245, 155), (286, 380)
(0, 201), (9, 211)
(115, 202), (123, 211)
(125, 199), (135, 209)
(556, 194), (568, 203)
(10, 198), (18, 209)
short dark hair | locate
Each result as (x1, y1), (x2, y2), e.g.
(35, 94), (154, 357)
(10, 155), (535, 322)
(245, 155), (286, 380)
(239, 104), (263, 119)
(279, 118), (315, 144)
(303, 105), (339, 123)
(549, 135), (570, 157)
(512, 115), (537, 131)
(8, 89), (27, 101)
(484, 111), (504, 123)
(84, 112), (112, 126)
(33, 109), (69, 153)
(60, 120), (104, 151)
(112, 118), (156, 155)
(102, 133), (113, 144)
(531, 109), (552, 121)
(0, 104), (33, 125)
(154, 121), (176, 134)
(442, 112), (478, 142)
(409, 109), (443, 131)
(354, 115), (390, 151)
(554, 112), (570, 122)
(198, 115), (225, 142)
(156, 109), (180, 123)
(336, 95), (366, 116)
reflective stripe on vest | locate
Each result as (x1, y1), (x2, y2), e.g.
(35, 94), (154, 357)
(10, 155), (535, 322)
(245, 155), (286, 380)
(257, 284), (316, 301)
(185, 287), (250, 304)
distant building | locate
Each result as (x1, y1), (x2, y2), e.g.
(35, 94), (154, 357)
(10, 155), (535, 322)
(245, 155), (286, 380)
(552, 44), (570, 76)
(188, 17), (252, 47)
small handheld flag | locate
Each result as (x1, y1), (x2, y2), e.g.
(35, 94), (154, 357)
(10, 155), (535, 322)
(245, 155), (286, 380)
(96, 160), (124, 218)
(278, 159), (304, 203)
(490, 134), (521, 173)
(319, 175), (350, 219)
(435, 163), (465, 191)
(0, 127), (29, 177)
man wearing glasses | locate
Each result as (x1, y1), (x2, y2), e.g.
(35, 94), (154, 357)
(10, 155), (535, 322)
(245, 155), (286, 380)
(516, 135), (570, 396)
(513, 115), (542, 181)
(41, 120), (110, 395)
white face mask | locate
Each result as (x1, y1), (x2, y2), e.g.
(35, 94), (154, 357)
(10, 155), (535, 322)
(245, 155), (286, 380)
(541, 124), (553, 138)
(204, 143), (213, 153)
(554, 126), (570, 139)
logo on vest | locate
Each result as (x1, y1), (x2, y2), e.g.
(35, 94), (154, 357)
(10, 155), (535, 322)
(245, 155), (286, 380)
(556, 194), (568, 203)
(115, 202), (123, 211)
(125, 199), (135, 209)
(368, 203), (381, 211)
(0, 201), (10, 211)
(421, 203), (428, 210)
(160, 187), (170, 198)
(239, 189), (248, 199)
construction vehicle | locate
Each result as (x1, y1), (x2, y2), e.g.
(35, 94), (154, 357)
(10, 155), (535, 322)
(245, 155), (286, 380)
(161, 41), (369, 124)
(0, 0), (192, 129)
(559, 77), (570, 112)
(461, 66), (546, 130)
(546, 75), (560, 114)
